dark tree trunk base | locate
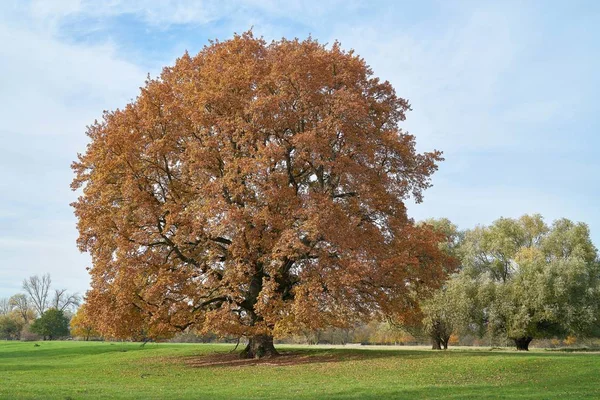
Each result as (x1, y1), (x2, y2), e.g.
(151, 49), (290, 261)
(441, 335), (450, 350)
(514, 337), (533, 351)
(240, 335), (279, 359)
(432, 337), (442, 350)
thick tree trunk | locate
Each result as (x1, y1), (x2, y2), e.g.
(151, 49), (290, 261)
(442, 336), (449, 350)
(514, 337), (533, 351)
(431, 337), (442, 350)
(240, 335), (279, 359)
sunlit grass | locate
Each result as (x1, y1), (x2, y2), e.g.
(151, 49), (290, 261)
(1, 341), (599, 399)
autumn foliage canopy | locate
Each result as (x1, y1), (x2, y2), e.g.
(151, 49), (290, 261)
(72, 32), (451, 356)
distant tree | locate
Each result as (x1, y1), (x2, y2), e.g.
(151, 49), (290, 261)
(70, 305), (99, 341)
(0, 298), (10, 315)
(71, 32), (450, 358)
(367, 321), (411, 345)
(415, 218), (464, 349)
(459, 215), (600, 350)
(9, 294), (34, 323)
(0, 315), (23, 340)
(30, 309), (70, 340)
(22, 274), (51, 316)
(421, 277), (474, 349)
(51, 289), (81, 312)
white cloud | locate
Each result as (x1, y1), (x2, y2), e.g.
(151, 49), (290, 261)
(21, 0), (361, 31)
(81, 0), (220, 25)
(0, 3), (147, 298)
(25, 0), (236, 27)
(320, 3), (600, 243)
(326, 7), (521, 153)
(29, 0), (81, 22)
(0, 24), (144, 137)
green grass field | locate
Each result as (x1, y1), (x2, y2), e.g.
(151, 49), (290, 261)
(1, 341), (599, 399)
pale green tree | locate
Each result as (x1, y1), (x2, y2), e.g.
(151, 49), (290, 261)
(459, 215), (600, 350)
(9, 294), (34, 324)
(0, 314), (23, 340)
(417, 218), (464, 349)
(421, 275), (474, 349)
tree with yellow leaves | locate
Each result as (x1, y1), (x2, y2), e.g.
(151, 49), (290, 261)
(70, 305), (100, 341)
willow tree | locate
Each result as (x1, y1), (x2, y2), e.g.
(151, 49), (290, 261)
(460, 215), (600, 350)
(72, 32), (450, 358)
(413, 218), (464, 350)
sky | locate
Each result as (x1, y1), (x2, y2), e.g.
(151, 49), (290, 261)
(0, 0), (599, 298)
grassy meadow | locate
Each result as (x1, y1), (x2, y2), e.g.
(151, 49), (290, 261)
(1, 341), (599, 399)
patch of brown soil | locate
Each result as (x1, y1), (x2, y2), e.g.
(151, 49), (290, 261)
(185, 351), (337, 368)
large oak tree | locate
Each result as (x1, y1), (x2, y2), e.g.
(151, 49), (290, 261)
(72, 32), (450, 358)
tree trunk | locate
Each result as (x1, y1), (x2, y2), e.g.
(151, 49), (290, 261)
(431, 337), (442, 350)
(514, 337), (533, 351)
(240, 335), (279, 359)
(442, 336), (449, 350)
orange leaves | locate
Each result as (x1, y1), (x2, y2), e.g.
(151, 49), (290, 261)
(72, 31), (447, 341)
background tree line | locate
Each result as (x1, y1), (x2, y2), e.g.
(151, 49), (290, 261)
(3, 213), (598, 351)
(0, 274), (83, 341)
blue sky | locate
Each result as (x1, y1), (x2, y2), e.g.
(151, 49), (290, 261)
(0, 0), (599, 298)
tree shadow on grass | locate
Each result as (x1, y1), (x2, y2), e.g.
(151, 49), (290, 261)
(183, 346), (563, 369)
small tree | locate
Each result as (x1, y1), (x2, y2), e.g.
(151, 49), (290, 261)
(0, 315), (22, 340)
(30, 309), (70, 340)
(9, 294), (34, 323)
(417, 218), (463, 349)
(420, 274), (478, 349)
(70, 305), (99, 341)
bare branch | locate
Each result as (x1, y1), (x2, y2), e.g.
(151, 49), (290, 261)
(22, 274), (51, 316)
(52, 289), (82, 312)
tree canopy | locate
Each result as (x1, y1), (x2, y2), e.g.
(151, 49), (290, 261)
(408, 218), (469, 349)
(70, 305), (100, 341)
(0, 315), (22, 340)
(8, 294), (36, 324)
(30, 309), (70, 340)
(72, 32), (451, 357)
(427, 214), (600, 350)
